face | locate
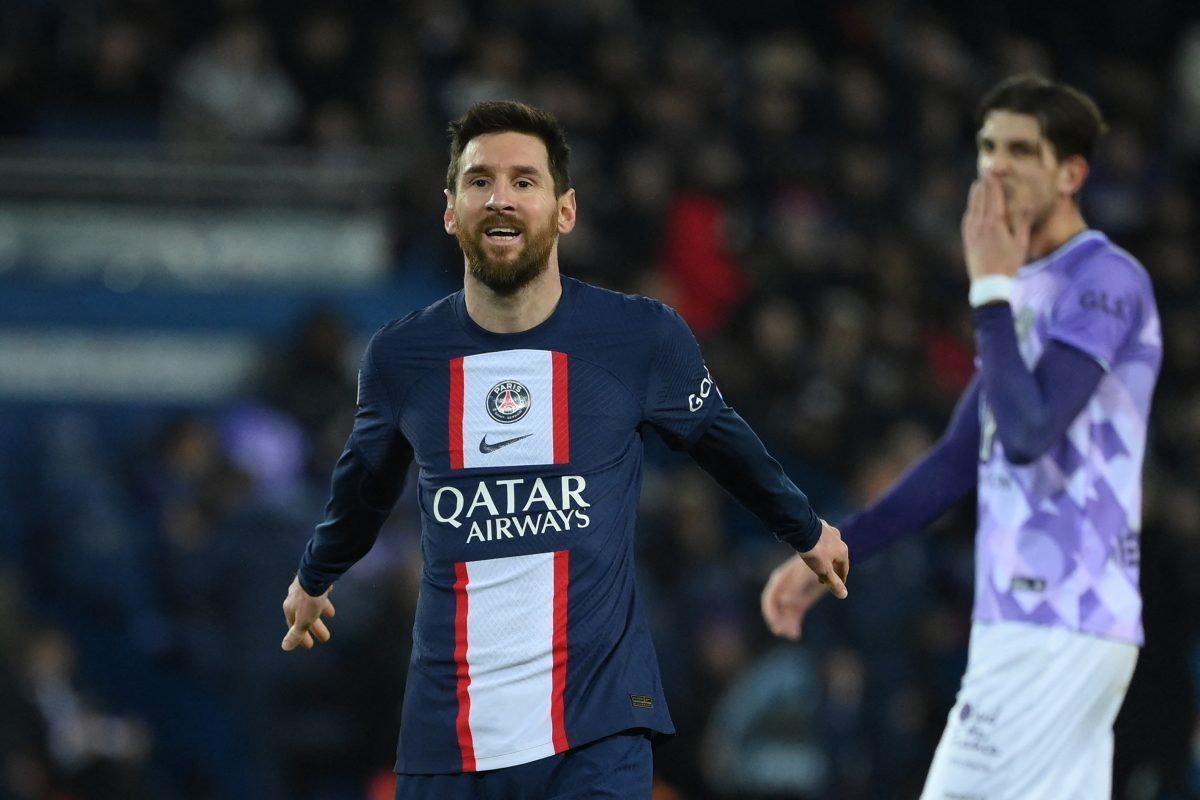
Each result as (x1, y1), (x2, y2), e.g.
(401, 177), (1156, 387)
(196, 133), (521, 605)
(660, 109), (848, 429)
(444, 132), (576, 294)
(976, 110), (1077, 232)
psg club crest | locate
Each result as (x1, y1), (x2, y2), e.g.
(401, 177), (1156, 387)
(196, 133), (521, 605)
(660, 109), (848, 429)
(486, 381), (531, 424)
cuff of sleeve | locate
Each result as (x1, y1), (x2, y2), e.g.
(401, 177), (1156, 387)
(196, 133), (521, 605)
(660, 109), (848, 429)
(297, 569), (330, 597)
(968, 275), (1014, 308)
(776, 507), (822, 553)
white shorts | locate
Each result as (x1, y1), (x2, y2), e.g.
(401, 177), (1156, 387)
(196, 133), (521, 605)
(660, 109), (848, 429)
(921, 621), (1137, 800)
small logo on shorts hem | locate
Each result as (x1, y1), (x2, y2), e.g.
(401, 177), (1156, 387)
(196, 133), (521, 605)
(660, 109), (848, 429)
(630, 695), (654, 709)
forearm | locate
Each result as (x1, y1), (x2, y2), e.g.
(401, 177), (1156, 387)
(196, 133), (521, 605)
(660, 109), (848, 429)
(974, 304), (1103, 464)
(298, 439), (409, 595)
(686, 406), (821, 552)
(841, 380), (981, 562)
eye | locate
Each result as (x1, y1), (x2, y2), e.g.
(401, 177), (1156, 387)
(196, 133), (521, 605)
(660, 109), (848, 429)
(515, 179), (534, 189)
(471, 178), (490, 188)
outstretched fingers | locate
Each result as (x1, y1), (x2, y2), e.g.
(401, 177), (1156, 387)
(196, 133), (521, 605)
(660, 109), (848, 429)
(761, 576), (800, 640)
(282, 624), (314, 652)
(280, 578), (337, 652)
(964, 178), (983, 230)
(817, 561), (849, 600)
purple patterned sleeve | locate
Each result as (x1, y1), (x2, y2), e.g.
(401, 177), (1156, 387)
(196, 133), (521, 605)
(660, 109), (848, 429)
(974, 305), (1105, 464)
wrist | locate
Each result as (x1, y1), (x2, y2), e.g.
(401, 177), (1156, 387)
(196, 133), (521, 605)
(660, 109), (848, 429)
(968, 275), (1014, 307)
(296, 571), (329, 597)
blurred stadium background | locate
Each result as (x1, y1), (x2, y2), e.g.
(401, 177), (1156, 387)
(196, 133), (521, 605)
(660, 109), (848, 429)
(0, 1), (1197, 798)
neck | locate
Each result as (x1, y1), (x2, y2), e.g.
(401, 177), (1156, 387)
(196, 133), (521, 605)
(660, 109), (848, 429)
(463, 260), (563, 333)
(1027, 203), (1088, 262)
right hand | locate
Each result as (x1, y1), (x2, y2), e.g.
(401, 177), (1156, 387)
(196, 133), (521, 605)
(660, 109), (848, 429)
(962, 174), (1032, 281)
(281, 576), (336, 652)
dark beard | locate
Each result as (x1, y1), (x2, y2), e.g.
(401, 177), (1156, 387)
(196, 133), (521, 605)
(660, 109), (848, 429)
(456, 211), (557, 295)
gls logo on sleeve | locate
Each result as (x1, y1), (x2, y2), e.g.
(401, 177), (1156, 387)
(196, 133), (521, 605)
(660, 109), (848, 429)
(688, 369), (717, 412)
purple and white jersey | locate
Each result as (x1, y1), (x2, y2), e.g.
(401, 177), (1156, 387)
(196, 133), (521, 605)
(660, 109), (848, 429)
(975, 231), (1161, 644)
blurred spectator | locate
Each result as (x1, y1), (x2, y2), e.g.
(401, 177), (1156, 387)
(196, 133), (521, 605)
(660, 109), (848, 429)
(702, 647), (829, 799)
(284, 9), (362, 110)
(167, 16), (303, 144)
(439, 26), (527, 115)
(656, 191), (749, 338)
(251, 309), (356, 443)
(44, 16), (164, 140)
(24, 629), (153, 798)
(133, 415), (250, 669)
(1171, 23), (1200, 162)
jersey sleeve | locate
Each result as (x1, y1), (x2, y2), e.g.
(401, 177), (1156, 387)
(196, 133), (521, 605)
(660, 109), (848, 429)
(349, 330), (406, 470)
(297, 330), (413, 595)
(687, 406), (821, 551)
(643, 305), (726, 450)
(1047, 256), (1146, 370)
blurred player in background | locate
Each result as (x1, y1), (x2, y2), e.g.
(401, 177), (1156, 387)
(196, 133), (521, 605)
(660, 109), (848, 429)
(279, 100), (848, 799)
(762, 74), (1161, 798)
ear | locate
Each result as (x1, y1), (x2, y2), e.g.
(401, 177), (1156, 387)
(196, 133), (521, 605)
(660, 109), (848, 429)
(1058, 155), (1089, 199)
(443, 189), (457, 235)
(556, 188), (577, 234)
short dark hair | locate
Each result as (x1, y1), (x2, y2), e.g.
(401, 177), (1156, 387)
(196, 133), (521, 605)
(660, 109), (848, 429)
(975, 74), (1108, 161)
(446, 101), (572, 196)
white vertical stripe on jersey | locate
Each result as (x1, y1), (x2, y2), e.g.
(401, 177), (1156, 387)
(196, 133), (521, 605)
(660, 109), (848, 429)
(463, 552), (559, 770)
(461, 349), (556, 469)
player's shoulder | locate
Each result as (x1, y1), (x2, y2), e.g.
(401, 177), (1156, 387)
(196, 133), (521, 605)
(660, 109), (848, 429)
(1067, 231), (1153, 293)
(368, 291), (462, 352)
(566, 277), (686, 333)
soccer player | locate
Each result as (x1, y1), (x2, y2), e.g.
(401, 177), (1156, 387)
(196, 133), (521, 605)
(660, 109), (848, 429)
(761, 74), (1162, 798)
(280, 101), (849, 799)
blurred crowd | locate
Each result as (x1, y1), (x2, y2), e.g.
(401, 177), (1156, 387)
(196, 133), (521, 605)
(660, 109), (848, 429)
(1, 1), (1198, 798)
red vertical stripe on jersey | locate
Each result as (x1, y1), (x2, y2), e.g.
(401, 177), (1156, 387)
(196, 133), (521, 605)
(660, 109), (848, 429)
(550, 549), (570, 752)
(452, 562), (476, 772)
(552, 351), (570, 464)
(448, 357), (465, 470)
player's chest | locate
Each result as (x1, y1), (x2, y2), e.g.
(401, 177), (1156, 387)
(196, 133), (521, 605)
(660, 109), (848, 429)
(400, 349), (642, 473)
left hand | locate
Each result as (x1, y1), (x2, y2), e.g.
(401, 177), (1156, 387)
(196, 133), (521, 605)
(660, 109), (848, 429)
(962, 174), (1033, 281)
(796, 519), (850, 600)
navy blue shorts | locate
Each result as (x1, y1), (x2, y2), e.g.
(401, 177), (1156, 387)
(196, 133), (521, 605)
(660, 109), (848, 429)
(394, 730), (653, 800)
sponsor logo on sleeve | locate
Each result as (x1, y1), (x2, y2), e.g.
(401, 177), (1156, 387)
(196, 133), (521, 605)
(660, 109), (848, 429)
(688, 369), (716, 412)
(1080, 290), (1127, 321)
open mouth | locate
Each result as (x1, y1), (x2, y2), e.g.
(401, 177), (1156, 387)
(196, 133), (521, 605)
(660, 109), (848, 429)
(484, 225), (523, 243)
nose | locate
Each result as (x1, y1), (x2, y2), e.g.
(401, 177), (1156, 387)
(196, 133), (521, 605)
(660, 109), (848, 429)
(486, 184), (515, 213)
(981, 151), (1010, 178)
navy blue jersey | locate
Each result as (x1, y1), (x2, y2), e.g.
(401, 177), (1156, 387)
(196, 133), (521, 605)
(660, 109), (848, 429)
(300, 277), (813, 774)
